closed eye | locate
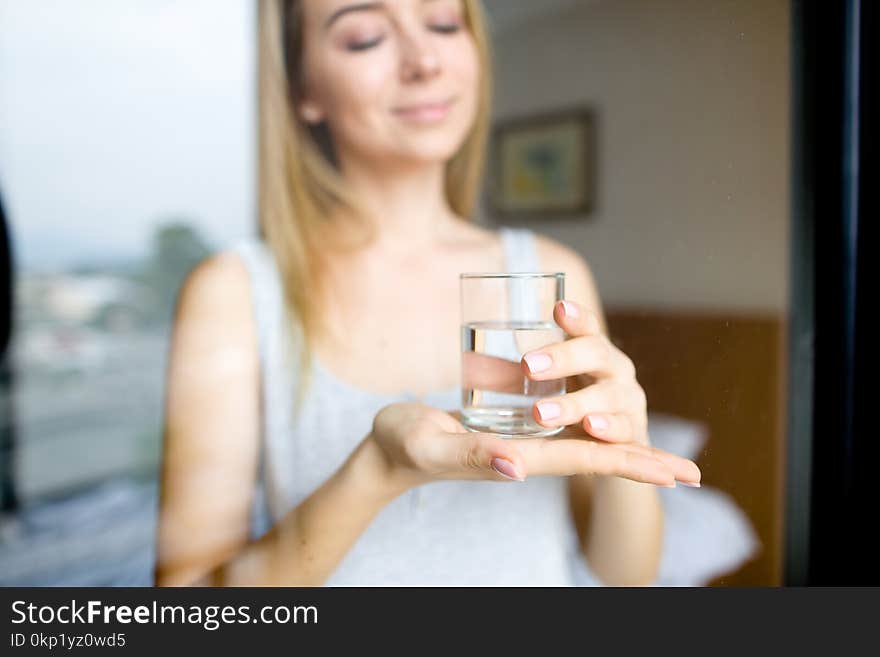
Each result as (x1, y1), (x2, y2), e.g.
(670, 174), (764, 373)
(345, 23), (461, 53)
(347, 36), (385, 51)
(430, 24), (461, 34)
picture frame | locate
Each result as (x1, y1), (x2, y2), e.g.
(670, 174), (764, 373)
(487, 106), (596, 220)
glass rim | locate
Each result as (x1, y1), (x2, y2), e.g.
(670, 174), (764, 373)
(459, 272), (566, 279)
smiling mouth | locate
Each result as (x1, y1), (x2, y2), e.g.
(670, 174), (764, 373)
(391, 97), (456, 123)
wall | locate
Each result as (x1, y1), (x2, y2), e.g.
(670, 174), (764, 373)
(482, 0), (790, 313)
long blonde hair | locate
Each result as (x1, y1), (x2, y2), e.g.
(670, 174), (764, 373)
(257, 0), (494, 415)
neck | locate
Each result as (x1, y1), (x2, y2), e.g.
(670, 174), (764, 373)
(332, 151), (459, 254)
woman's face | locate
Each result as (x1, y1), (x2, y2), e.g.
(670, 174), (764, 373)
(296, 0), (480, 168)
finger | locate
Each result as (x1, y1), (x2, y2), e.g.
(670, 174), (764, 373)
(626, 443), (702, 484)
(461, 350), (526, 395)
(552, 299), (603, 338)
(521, 333), (629, 381)
(645, 440), (703, 484)
(462, 348), (572, 398)
(532, 379), (634, 428)
(581, 413), (637, 443)
(417, 429), (528, 483)
(513, 437), (676, 486)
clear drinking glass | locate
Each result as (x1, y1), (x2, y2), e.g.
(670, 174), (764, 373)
(460, 272), (566, 437)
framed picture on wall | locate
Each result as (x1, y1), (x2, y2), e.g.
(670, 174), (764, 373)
(488, 106), (596, 220)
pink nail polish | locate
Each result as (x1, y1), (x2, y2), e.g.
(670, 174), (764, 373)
(678, 481), (701, 488)
(587, 414), (609, 433)
(537, 402), (561, 421)
(561, 300), (579, 318)
(491, 457), (524, 481)
(524, 352), (552, 373)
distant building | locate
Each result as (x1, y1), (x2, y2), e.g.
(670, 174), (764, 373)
(17, 272), (156, 330)
(44, 275), (140, 324)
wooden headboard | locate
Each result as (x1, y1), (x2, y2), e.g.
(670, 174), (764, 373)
(605, 306), (787, 586)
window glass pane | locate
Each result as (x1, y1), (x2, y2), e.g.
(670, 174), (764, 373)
(0, 0), (792, 587)
(0, 0), (255, 585)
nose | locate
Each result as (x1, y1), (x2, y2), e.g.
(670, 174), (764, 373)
(398, 27), (441, 82)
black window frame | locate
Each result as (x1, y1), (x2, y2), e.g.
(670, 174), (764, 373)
(785, 0), (877, 585)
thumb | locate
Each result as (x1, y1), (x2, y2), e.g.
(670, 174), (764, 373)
(461, 433), (527, 482)
(490, 454), (527, 481)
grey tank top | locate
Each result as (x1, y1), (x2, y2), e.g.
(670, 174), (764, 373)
(231, 226), (594, 586)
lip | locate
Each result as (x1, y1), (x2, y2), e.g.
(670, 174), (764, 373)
(391, 96), (456, 123)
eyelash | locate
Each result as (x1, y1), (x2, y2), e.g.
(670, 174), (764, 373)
(431, 24), (461, 34)
(346, 24), (462, 52)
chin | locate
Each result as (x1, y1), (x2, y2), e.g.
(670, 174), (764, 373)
(388, 128), (473, 165)
(395, 144), (465, 165)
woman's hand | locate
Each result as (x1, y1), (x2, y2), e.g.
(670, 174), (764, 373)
(367, 397), (700, 495)
(367, 402), (529, 493)
(518, 298), (702, 485)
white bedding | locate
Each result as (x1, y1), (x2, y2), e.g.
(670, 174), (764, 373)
(569, 412), (761, 586)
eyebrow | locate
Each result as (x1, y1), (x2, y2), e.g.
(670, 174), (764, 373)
(324, 0), (444, 31)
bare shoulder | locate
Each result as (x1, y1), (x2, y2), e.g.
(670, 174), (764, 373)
(175, 249), (252, 321)
(531, 232), (603, 316)
(167, 247), (259, 392)
(165, 245), (259, 425)
(530, 232), (589, 274)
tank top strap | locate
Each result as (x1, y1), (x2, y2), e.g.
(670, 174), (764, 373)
(229, 237), (287, 540)
(499, 227), (544, 323)
(500, 226), (542, 273)
(229, 238), (285, 370)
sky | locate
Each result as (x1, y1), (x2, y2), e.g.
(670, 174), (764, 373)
(0, 0), (256, 270)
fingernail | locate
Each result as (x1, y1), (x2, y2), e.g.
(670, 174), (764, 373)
(491, 457), (524, 481)
(561, 300), (579, 318)
(663, 481), (677, 488)
(678, 481), (701, 488)
(524, 352), (552, 373)
(587, 414), (609, 433)
(536, 401), (561, 420)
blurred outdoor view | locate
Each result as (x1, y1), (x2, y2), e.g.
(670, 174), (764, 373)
(0, 0), (255, 584)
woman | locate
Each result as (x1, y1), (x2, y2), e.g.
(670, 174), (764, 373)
(154, 0), (700, 587)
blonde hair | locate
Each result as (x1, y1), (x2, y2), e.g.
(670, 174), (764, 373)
(257, 0), (494, 415)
